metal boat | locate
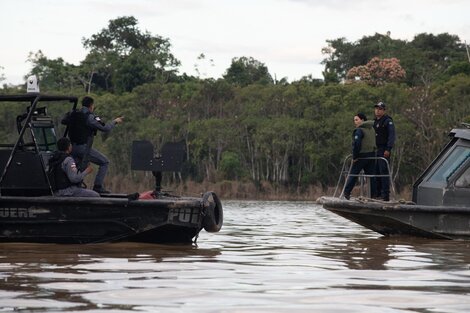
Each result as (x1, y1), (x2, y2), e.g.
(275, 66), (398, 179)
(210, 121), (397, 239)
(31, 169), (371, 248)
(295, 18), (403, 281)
(318, 126), (470, 239)
(0, 79), (223, 244)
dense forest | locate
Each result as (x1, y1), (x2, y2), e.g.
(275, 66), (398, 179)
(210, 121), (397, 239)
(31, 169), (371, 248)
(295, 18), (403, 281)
(1, 16), (470, 199)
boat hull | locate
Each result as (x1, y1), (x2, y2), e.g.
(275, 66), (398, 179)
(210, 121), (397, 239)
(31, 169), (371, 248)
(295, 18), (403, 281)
(0, 194), (219, 244)
(318, 196), (470, 239)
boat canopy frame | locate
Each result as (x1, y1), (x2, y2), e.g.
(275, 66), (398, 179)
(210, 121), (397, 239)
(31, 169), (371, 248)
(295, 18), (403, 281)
(0, 94), (78, 196)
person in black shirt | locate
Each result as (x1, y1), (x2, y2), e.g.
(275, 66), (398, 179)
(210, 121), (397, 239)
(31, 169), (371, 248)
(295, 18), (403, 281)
(62, 96), (123, 194)
(373, 102), (395, 201)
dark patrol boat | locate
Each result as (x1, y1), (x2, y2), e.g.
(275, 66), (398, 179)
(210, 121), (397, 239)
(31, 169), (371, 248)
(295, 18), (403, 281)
(0, 77), (223, 244)
(318, 126), (470, 239)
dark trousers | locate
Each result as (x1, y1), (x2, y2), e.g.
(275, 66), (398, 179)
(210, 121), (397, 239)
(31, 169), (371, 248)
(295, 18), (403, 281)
(344, 152), (377, 197)
(375, 147), (391, 199)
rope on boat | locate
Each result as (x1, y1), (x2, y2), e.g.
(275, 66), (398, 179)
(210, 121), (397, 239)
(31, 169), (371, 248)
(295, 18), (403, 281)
(356, 196), (415, 205)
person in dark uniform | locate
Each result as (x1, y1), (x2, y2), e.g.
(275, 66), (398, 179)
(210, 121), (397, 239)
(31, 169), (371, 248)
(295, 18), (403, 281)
(62, 96), (123, 194)
(343, 113), (377, 200)
(373, 101), (395, 201)
(48, 137), (100, 197)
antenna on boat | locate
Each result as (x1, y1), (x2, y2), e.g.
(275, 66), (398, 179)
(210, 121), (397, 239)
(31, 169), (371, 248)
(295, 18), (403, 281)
(26, 75), (40, 93)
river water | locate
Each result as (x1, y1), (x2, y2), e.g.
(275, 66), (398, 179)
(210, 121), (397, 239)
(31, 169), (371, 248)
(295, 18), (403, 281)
(1, 200), (470, 312)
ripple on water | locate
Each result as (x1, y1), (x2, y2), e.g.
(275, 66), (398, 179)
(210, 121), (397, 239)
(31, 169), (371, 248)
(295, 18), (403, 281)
(1, 201), (470, 312)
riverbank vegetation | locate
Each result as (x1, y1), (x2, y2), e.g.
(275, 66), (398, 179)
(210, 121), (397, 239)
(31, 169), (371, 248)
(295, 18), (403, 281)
(1, 17), (470, 199)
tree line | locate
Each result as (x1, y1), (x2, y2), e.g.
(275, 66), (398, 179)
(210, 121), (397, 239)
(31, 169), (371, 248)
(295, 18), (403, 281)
(1, 16), (470, 196)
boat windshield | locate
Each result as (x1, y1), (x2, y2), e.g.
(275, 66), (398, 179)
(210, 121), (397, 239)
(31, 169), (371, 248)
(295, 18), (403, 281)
(428, 146), (470, 185)
(32, 127), (57, 152)
(455, 166), (470, 188)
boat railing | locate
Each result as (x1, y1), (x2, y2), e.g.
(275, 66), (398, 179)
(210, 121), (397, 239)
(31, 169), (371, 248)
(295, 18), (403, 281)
(333, 154), (396, 200)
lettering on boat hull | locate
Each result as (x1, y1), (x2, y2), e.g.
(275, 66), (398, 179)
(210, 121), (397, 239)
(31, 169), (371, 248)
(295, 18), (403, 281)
(0, 207), (49, 218)
(0, 208), (35, 218)
(168, 207), (200, 225)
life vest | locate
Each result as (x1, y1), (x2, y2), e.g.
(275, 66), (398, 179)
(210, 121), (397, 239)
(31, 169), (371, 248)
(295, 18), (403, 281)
(68, 109), (93, 144)
(48, 152), (74, 191)
(374, 115), (393, 147)
(359, 120), (376, 154)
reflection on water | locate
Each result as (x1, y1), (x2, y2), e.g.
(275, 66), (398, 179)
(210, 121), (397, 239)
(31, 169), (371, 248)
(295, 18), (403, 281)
(1, 200), (470, 312)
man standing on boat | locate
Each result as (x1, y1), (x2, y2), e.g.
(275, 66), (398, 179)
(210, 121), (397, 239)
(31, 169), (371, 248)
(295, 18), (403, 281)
(48, 137), (100, 197)
(62, 96), (123, 194)
(343, 113), (377, 200)
(373, 102), (395, 201)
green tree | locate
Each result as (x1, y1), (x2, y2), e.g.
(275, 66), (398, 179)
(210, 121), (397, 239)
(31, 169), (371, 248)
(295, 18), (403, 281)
(219, 151), (243, 180)
(321, 33), (405, 82)
(446, 61), (470, 77)
(26, 50), (78, 91)
(113, 50), (157, 92)
(223, 56), (273, 86)
(321, 32), (468, 85)
(403, 33), (466, 85)
(321, 37), (352, 82)
(82, 16), (180, 92)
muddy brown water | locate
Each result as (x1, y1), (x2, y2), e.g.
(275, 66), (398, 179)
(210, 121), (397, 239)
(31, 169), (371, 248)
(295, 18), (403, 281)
(1, 200), (470, 312)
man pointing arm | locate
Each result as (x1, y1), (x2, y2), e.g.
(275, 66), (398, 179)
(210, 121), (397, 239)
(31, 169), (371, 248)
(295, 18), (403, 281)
(62, 96), (123, 194)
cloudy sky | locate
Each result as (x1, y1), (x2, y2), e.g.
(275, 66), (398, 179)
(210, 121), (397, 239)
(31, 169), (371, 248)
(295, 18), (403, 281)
(1, 0), (469, 85)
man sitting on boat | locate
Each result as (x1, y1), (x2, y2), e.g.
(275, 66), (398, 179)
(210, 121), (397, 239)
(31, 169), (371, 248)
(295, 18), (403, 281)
(48, 137), (100, 197)
(343, 113), (377, 200)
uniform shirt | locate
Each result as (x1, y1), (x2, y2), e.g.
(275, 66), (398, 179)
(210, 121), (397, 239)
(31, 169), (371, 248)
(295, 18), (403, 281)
(374, 115), (395, 151)
(82, 107), (117, 133)
(61, 156), (87, 184)
(54, 155), (99, 197)
(62, 107), (117, 135)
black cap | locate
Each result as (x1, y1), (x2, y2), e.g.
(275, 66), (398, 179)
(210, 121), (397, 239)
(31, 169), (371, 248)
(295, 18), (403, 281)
(374, 102), (386, 109)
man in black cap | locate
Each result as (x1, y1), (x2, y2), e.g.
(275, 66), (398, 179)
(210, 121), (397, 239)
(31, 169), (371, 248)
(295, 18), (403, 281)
(62, 96), (123, 194)
(373, 101), (395, 201)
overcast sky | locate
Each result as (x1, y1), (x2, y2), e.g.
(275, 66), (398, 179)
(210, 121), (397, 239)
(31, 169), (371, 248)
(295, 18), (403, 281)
(1, 0), (469, 85)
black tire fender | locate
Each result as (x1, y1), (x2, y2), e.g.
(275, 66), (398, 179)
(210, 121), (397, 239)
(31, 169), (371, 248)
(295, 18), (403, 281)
(202, 191), (223, 232)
